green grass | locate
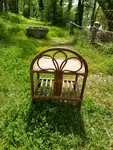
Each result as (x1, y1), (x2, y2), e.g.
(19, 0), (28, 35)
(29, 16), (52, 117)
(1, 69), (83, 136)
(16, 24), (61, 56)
(0, 13), (113, 150)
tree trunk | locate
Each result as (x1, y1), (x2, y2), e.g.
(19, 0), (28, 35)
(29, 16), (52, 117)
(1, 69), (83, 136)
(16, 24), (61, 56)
(0, 0), (3, 12)
(90, 0), (97, 27)
(39, 0), (44, 12)
(59, 0), (63, 23)
(51, 0), (57, 25)
(38, 0), (44, 20)
(9, 0), (19, 14)
(4, 0), (8, 12)
(75, 0), (85, 27)
(68, 0), (72, 12)
(23, 0), (31, 18)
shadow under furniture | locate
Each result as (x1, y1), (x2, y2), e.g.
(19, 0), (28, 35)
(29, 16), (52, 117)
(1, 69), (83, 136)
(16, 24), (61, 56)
(30, 47), (88, 109)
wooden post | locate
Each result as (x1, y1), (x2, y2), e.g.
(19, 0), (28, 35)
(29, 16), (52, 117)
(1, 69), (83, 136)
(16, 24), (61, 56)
(69, 22), (74, 35)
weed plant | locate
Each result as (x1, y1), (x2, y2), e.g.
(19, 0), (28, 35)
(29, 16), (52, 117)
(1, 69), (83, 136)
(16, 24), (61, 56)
(0, 13), (113, 150)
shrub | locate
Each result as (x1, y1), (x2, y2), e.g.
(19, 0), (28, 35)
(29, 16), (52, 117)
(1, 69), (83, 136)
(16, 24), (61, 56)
(8, 25), (24, 35)
(105, 57), (113, 75)
(72, 29), (90, 45)
(49, 27), (67, 37)
(1, 13), (27, 24)
(0, 19), (8, 40)
(101, 43), (113, 55)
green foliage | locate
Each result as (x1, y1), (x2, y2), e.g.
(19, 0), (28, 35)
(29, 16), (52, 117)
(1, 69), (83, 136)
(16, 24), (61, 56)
(42, 0), (74, 26)
(105, 57), (113, 75)
(49, 27), (68, 37)
(100, 43), (113, 55)
(23, 5), (31, 19)
(0, 18), (8, 39)
(1, 13), (27, 23)
(98, 0), (113, 31)
(0, 14), (27, 40)
(72, 29), (90, 45)
(0, 13), (113, 150)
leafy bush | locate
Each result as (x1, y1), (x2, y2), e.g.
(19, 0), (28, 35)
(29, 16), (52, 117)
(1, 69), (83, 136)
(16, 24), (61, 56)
(105, 57), (113, 75)
(8, 25), (24, 35)
(100, 43), (113, 55)
(0, 19), (8, 40)
(1, 13), (27, 24)
(72, 29), (90, 45)
(49, 27), (67, 37)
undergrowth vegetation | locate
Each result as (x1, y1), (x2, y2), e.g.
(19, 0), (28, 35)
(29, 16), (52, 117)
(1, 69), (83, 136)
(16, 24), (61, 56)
(0, 13), (113, 150)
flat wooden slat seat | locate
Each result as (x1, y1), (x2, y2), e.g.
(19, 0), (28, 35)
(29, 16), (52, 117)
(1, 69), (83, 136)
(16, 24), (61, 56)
(30, 47), (88, 109)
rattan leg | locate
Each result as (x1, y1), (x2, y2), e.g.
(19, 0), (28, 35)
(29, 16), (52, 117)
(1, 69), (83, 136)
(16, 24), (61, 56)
(76, 101), (82, 110)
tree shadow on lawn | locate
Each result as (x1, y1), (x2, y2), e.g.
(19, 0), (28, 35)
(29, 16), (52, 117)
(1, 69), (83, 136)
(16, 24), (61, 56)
(26, 101), (87, 142)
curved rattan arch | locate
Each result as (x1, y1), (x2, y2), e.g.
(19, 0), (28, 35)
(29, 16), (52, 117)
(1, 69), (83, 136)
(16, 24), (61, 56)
(30, 47), (88, 74)
(30, 47), (88, 109)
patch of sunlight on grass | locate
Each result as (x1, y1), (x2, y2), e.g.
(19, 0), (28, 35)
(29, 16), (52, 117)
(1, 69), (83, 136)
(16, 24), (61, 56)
(85, 74), (113, 109)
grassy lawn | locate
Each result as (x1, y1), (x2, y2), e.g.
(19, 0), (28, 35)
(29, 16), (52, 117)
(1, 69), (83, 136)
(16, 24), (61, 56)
(0, 13), (113, 150)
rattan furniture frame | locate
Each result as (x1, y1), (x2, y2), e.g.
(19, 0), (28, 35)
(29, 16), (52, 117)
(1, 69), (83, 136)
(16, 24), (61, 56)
(30, 47), (88, 109)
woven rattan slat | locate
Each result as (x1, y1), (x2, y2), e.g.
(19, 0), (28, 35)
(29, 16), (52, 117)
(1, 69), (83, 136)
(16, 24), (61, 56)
(35, 78), (78, 99)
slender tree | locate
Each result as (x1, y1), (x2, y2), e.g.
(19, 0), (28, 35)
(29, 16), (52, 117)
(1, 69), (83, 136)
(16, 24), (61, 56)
(0, 0), (3, 12)
(38, 0), (44, 20)
(68, 0), (72, 12)
(4, 0), (8, 12)
(39, 0), (44, 12)
(23, 0), (31, 18)
(59, 0), (64, 23)
(9, 0), (19, 14)
(43, 0), (51, 21)
(90, 0), (99, 27)
(51, 0), (58, 25)
(75, 0), (85, 27)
